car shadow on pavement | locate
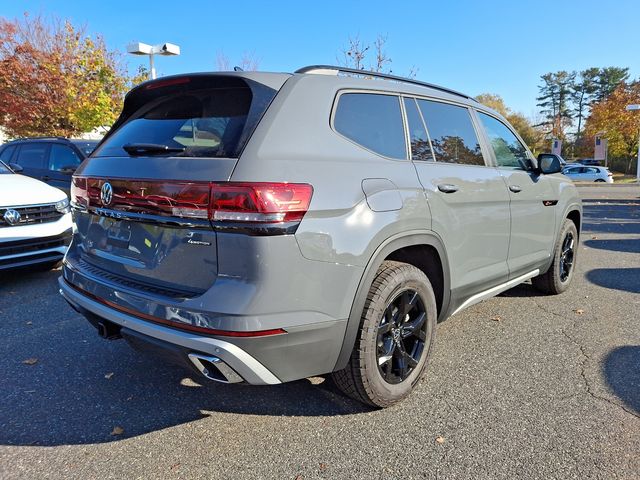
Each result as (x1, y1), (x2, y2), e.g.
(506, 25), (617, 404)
(584, 238), (640, 254)
(0, 271), (371, 447)
(585, 268), (640, 294)
(498, 282), (544, 298)
(603, 346), (640, 415)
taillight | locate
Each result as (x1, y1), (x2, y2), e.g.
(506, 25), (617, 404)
(210, 183), (313, 223)
(71, 178), (313, 233)
(70, 176), (88, 208)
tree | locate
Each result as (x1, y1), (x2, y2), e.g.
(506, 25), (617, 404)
(339, 34), (416, 77)
(594, 67), (629, 103)
(536, 71), (575, 140)
(571, 67), (599, 139)
(476, 93), (546, 154)
(585, 81), (640, 173)
(215, 51), (259, 71)
(0, 14), (137, 138)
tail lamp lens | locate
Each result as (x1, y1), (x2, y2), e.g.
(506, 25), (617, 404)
(70, 178), (313, 225)
(210, 183), (313, 223)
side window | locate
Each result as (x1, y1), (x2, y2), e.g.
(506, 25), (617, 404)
(334, 93), (407, 159)
(403, 97), (434, 161)
(49, 144), (82, 172)
(417, 100), (485, 166)
(477, 112), (531, 169)
(0, 145), (16, 162)
(15, 143), (48, 169)
(586, 167), (599, 174)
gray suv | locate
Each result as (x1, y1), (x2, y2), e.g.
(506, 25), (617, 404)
(59, 66), (582, 407)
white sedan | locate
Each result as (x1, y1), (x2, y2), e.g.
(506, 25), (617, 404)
(0, 160), (72, 271)
(562, 165), (614, 183)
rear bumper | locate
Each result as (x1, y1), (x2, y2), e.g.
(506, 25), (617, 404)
(59, 275), (348, 384)
(59, 276), (282, 385)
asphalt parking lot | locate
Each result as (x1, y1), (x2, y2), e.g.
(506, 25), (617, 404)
(1, 184), (639, 480)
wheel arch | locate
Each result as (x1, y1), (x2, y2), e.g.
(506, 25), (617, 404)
(333, 231), (451, 372)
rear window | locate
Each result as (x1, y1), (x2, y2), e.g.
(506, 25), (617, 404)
(95, 86), (258, 158)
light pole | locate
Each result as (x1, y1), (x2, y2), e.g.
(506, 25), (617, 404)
(625, 104), (640, 183)
(126, 42), (180, 80)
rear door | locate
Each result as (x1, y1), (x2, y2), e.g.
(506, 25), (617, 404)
(47, 143), (83, 195)
(14, 142), (50, 183)
(475, 111), (556, 278)
(406, 97), (511, 298)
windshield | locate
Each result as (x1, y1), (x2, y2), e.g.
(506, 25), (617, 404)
(94, 87), (254, 158)
(72, 140), (100, 157)
(0, 160), (12, 174)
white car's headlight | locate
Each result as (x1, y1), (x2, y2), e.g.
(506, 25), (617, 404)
(55, 198), (70, 213)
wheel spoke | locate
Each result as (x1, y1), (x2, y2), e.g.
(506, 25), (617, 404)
(405, 351), (419, 368)
(399, 291), (418, 319)
(378, 338), (395, 366)
(378, 320), (393, 335)
(402, 312), (426, 338)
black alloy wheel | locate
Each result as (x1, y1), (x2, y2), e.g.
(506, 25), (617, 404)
(376, 289), (427, 384)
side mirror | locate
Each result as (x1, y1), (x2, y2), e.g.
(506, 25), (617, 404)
(60, 165), (77, 174)
(8, 163), (23, 173)
(537, 154), (562, 174)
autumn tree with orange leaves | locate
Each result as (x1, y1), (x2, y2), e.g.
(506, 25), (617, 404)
(0, 14), (146, 138)
(586, 82), (640, 173)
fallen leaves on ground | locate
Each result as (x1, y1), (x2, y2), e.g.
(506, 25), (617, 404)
(319, 463), (327, 471)
(111, 426), (124, 436)
(574, 309), (585, 315)
(490, 316), (502, 322)
(169, 463), (180, 470)
(104, 372), (114, 379)
(22, 358), (38, 365)
(436, 436), (445, 444)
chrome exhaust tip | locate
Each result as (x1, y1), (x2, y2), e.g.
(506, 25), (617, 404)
(188, 353), (244, 384)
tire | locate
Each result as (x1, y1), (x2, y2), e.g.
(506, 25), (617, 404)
(532, 219), (578, 295)
(332, 261), (437, 408)
(595, 179), (605, 182)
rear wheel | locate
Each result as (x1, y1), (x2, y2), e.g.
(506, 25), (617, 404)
(595, 179), (605, 182)
(532, 219), (578, 294)
(333, 261), (437, 408)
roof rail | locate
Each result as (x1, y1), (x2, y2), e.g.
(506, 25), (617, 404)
(295, 65), (476, 102)
(14, 136), (69, 142)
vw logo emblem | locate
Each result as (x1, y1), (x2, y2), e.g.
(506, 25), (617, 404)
(101, 182), (113, 206)
(3, 209), (21, 226)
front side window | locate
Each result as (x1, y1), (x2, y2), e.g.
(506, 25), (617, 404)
(15, 143), (48, 168)
(403, 97), (433, 161)
(334, 92), (407, 159)
(49, 144), (82, 172)
(0, 160), (11, 174)
(478, 113), (531, 169)
(417, 100), (484, 166)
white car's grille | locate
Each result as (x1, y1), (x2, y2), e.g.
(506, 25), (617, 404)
(0, 204), (63, 228)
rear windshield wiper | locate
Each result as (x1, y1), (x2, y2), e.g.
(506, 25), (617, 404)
(122, 143), (186, 156)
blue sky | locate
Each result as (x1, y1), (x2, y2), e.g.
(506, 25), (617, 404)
(3, 0), (639, 116)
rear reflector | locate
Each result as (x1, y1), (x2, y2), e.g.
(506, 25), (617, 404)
(71, 177), (313, 227)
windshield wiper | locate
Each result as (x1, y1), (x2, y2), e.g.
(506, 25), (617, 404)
(122, 143), (186, 156)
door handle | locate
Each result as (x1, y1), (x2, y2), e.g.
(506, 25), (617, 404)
(42, 175), (51, 181)
(437, 184), (459, 193)
(509, 185), (522, 193)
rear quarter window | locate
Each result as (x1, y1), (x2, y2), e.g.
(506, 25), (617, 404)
(333, 92), (407, 159)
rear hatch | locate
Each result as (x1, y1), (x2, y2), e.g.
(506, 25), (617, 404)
(68, 73), (286, 296)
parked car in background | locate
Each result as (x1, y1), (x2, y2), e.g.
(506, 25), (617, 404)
(0, 137), (99, 195)
(0, 160), (72, 270)
(576, 158), (602, 166)
(59, 67), (582, 408)
(562, 165), (613, 183)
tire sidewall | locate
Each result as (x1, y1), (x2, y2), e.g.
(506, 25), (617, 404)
(360, 269), (437, 403)
(552, 220), (578, 293)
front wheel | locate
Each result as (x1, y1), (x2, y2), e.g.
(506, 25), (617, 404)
(332, 261), (437, 408)
(532, 219), (578, 294)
